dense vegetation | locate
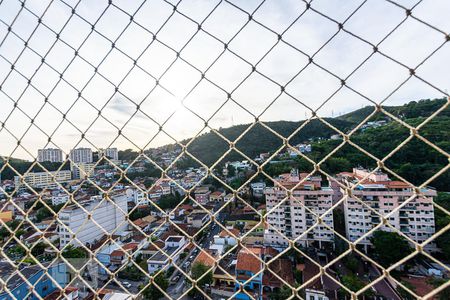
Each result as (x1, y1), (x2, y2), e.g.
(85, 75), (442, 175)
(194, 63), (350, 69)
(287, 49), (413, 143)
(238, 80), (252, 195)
(308, 115), (449, 190)
(183, 118), (354, 165)
(181, 98), (449, 190)
(338, 98), (448, 124)
(1, 98), (448, 191)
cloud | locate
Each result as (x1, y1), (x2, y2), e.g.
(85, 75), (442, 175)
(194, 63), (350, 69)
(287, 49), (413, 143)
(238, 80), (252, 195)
(0, 0), (448, 159)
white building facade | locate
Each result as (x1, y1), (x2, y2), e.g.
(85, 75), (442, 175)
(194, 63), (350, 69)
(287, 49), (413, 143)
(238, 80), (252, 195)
(339, 168), (436, 250)
(71, 162), (96, 179)
(58, 193), (128, 248)
(37, 148), (63, 163)
(69, 148), (93, 163)
(100, 148), (119, 161)
(264, 170), (334, 248)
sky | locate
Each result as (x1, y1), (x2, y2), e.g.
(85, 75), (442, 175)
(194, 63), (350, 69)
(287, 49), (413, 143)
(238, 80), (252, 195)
(0, 0), (448, 160)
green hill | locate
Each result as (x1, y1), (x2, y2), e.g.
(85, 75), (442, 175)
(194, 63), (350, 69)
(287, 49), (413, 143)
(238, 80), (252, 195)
(1, 97), (448, 190)
(338, 98), (448, 124)
(182, 118), (354, 165)
(173, 97), (449, 190)
(175, 97), (448, 165)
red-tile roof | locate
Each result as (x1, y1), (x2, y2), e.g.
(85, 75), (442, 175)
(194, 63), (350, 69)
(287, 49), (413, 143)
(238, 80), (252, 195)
(219, 228), (240, 238)
(194, 250), (216, 267)
(236, 249), (261, 274)
(263, 258), (294, 287)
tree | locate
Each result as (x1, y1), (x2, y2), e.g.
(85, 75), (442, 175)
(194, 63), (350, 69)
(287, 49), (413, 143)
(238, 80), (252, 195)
(270, 285), (293, 300)
(227, 164), (236, 177)
(189, 262), (213, 296)
(191, 262), (213, 286)
(398, 280), (416, 300)
(31, 242), (47, 257)
(62, 245), (87, 259)
(323, 157), (352, 174)
(118, 265), (144, 281)
(0, 220), (21, 241)
(157, 194), (180, 210)
(370, 231), (412, 267)
(427, 277), (450, 300)
(343, 255), (359, 274)
(434, 193), (450, 259)
(140, 272), (169, 300)
(341, 274), (365, 292)
(118, 149), (139, 161)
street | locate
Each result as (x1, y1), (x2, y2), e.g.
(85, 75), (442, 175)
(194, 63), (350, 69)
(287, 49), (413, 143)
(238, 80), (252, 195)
(167, 210), (226, 298)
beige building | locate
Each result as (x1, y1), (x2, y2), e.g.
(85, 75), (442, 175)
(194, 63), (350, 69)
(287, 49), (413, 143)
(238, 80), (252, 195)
(71, 162), (95, 179)
(14, 170), (72, 189)
(264, 169), (334, 248)
(339, 168), (436, 250)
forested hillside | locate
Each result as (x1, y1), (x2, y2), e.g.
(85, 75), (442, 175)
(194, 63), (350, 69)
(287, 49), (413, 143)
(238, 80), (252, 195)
(338, 98), (448, 124)
(1, 98), (448, 190)
(183, 118), (353, 165)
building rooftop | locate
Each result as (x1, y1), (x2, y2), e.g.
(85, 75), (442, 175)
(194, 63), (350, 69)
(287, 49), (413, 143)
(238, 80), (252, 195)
(166, 236), (183, 243)
(148, 246), (179, 262)
(195, 186), (210, 194)
(236, 249), (262, 274)
(263, 258), (294, 288)
(194, 250), (216, 267)
(218, 228), (240, 238)
(192, 212), (208, 220)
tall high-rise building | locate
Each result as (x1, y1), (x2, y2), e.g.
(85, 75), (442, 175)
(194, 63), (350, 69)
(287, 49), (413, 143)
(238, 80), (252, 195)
(100, 148), (119, 161)
(58, 193), (128, 248)
(338, 168), (436, 250)
(69, 148), (93, 163)
(264, 169), (334, 248)
(37, 148), (63, 163)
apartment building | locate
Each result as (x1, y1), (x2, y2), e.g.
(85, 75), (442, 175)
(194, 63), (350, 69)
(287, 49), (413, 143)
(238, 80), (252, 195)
(70, 162), (95, 179)
(194, 186), (211, 204)
(14, 170), (72, 189)
(126, 188), (148, 206)
(37, 148), (63, 163)
(100, 148), (119, 161)
(69, 148), (93, 163)
(57, 193), (128, 248)
(339, 168), (436, 249)
(51, 193), (70, 206)
(264, 169), (334, 248)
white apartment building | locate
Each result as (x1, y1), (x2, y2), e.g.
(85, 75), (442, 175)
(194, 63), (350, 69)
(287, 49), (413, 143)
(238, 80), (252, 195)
(339, 168), (436, 250)
(37, 148), (63, 163)
(100, 148), (119, 161)
(126, 188), (148, 206)
(58, 193), (128, 248)
(52, 193), (70, 206)
(250, 182), (266, 198)
(69, 148), (93, 163)
(14, 170), (72, 189)
(264, 169), (334, 248)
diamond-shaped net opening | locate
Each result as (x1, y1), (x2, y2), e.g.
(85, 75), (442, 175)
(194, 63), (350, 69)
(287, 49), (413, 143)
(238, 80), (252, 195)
(0, 0), (449, 299)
